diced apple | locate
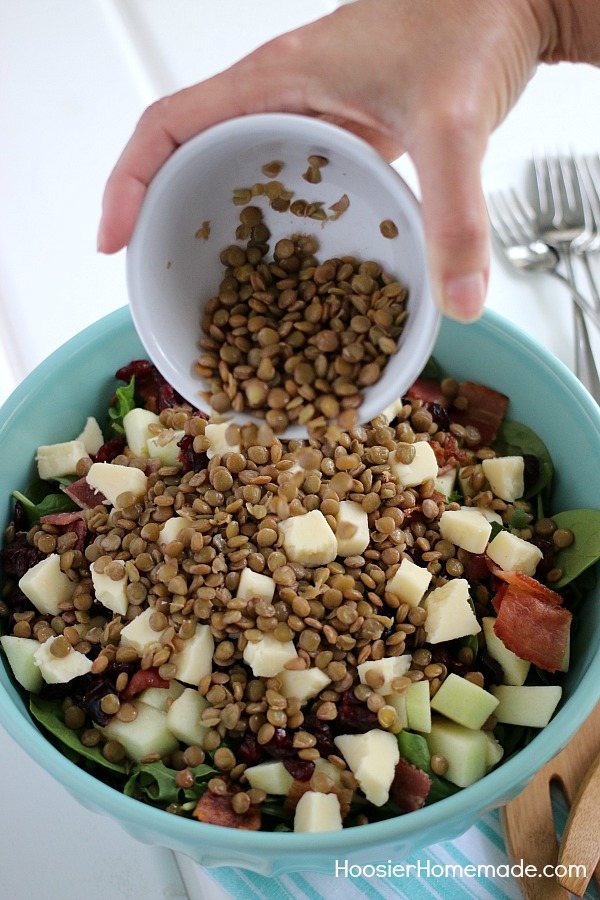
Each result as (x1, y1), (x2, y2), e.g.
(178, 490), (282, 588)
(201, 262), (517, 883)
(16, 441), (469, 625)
(146, 430), (186, 466)
(423, 579), (481, 644)
(491, 685), (562, 728)
(313, 758), (344, 787)
(0, 635), (44, 693)
(357, 655), (412, 696)
(460, 505), (503, 526)
(243, 633), (298, 678)
(277, 666), (331, 703)
(171, 624), (215, 686)
(278, 510), (337, 567)
(98, 700), (179, 762)
(18, 553), (76, 616)
(481, 456), (525, 502)
(236, 568), (276, 603)
(424, 717), (489, 787)
(386, 557), (432, 608)
(334, 729), (399, 806)
(434, 468), (457, 499)
(486, 530), (543, 576)
(159, 516), (190, 546)
(86, 462), (148, 508)
(123, 408), (161, 457)
(405, 679), (431, 733)
(482, 617), (530, 686)
(458, 464), (487, 499)
(76, 417), (104, 455)
(90, 559), (128, 616)
(386, 690), (408, 729)
(439, 509), (492, 554)
(166, 687), (209, 746)
(120, 607), (167, 655)
(36, 440), (89, 480)
(430, 673), (499, 730)
(205, 422), (241, 459)
(34, 636), (93, 684)
(140, 679), (185, 711)
(293, 791), (343, 833)
(483, 731), (504, 771)
(335, 500), (370, 556)
(390, 441), (438, 488)
(244, 760), (294, 795)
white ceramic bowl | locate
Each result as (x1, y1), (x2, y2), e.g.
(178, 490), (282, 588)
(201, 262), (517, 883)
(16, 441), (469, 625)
(127, 113), (440, 437)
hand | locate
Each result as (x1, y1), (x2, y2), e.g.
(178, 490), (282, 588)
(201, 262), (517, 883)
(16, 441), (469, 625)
(97, 0), (595, 321)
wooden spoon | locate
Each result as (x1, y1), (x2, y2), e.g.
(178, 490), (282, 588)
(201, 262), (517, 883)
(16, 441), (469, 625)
(501, 699), (600, 898)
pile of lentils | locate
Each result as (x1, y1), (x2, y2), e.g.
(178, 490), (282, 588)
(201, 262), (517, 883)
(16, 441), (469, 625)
(195, 206), (409, 438)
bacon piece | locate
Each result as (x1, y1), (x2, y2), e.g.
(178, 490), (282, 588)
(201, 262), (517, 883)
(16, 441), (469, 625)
(121, 667), (169, 700)
(492, 572), (571, 672)
(64, 477), (106, 509)
(39, 511), (82, 525)
(407, 377), (449, 407)
(38, 512), (87, 552)
(193, 789), (261, 830)
(391, 758), (432, 812)
(450, 381), (509, 446)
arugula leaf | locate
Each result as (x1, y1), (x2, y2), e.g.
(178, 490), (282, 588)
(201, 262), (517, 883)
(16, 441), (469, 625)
(492, 421), (554, 504)
(108, 375), (136, 434)
(13, 489), (78, 525)
(549, 509), (600, 588)
(509, 507), (531, 530)
(397, 730), (459, 803)
(124, 760), (217, 806)
(419, 357), (440, 379)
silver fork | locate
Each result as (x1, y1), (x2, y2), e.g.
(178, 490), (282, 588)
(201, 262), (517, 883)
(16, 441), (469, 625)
(573, 153), (600, 307)
(533, 153), (600, 402)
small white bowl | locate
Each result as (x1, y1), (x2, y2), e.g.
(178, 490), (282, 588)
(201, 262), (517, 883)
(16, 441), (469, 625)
(127, 113), (440, 436)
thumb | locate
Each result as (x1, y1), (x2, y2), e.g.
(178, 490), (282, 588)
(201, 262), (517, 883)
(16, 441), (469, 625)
(409, 119), (490, 322)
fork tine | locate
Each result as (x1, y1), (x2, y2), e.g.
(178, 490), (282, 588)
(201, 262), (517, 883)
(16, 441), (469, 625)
(491, 190), (535, 247)
(505, 188), (537, 242)
(533, 153), (553, 220)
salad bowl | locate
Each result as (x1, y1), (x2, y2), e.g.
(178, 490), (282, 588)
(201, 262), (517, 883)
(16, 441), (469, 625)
(0, 305), (599, 876)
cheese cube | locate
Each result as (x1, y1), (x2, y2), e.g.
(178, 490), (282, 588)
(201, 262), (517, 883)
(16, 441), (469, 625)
(278, 510), (337, 567)
(335, 500), (370, 556)
(166, 687), (209, 746)
(386, 557), (432, 607)
(486, 530), (543, 576)
(423, 579), (481, 644)
(120, 607), (167, 654)
(18, 553), (76, 616)
(170, 624), (215, 686)
(236, 568), (276, 603)
(378, 397), (404, 425)
(334, 729), (399, 806)
(357, 655), (412, 696)
(294, 791), (343, 833)
(439, 509), (492, 554)
(146, 430), (185, 466)
(99, 700), (179, 762)
(159, 516), (190, 546)
(277, 666), (331, 702)
(90, 559), (128, 616)
(36, 440), (89, 480)
(390, 441), (438, 488)
(34, 636), (93, 684)
(76, 417), (104, 455)
(123, 408), (161, 457)
(245, 760), (294, 795)
(461, 505), (503, 526)
(205, 422), (241, 459)
(86, 461), (148, 508)
(482, 617), (530, 686)
(1, 635), (44, 693)
(243, 633), (298, 677)
(140, 679), (185, 711)
(481, 456), (525, 502)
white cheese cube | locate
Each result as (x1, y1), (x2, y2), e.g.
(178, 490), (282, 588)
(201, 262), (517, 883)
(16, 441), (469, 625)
(123, 408), (161, 457)
(461, 505), (503, 526)
(386, 557), (432, 607)
(439, 509), (492, 554)
(34, 636), (93, 684)
(120, 607), (167, 655)
(335, 500), (370, 556)
(86, 461), (148, 508)
(90, 559), (128, 616)
(482, 617), (530, 686)
(390, 441), (438, 488)
(146, 430), (185, 466)
(236, 568), (276, 603)
(294, 791), (343, 833)
(170, 624), (215, 686)
(423, 579), (481, 644)
(378, 397), (404, 425)
(245, 760), (294, 795)
(481, 456), (525, 502)
(159, 516), (190, 546)
(278, 509), (337, 567)
(357, 655), (412, 696)
(99, 700), (179, 762)
(491, 685), (562, 728)
(334, 729), (399, 807)
(205, 422), (241, 459)
(486, 530), (543, 576)
(313, 758), (344, 787)
(76, 417), (105, 455)
(1, 635), (44, 693)
(166, 687), (209, 746)
(36, 440), (89, 480)
(277, 666), (331, 702)
(140, 679), (185, 711)
(18, 553), (76, 616)
(243, 633), (298, 677)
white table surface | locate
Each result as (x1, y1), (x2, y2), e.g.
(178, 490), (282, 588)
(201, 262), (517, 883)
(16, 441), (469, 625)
(1, 3), (600, 898)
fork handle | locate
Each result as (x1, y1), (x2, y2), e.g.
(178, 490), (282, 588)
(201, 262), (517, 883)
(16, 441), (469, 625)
(563, 253), (600, 404)
(581, 253), (600, 309)
(549, 269), (600, 332)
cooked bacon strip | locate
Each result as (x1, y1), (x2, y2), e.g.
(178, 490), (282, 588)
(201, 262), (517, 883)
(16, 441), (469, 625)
(193, 789), (261, 830)
(391, 758), (432, 812)
(450, 381), (509, 446)
(121, 667), (169, 700)
(493, 572), (571, 672)
(39, 511), (82, 525)
(64, 477), (106, 509)
(407, 377), (449, 407)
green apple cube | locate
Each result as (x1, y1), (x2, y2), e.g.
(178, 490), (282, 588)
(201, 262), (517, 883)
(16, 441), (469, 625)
(244, 760), (294, 795)
(406, 679), (431, 733)
(99, 700), (179, 762)
(293, 791), (342, 832)
(0, 635), (44, 693)
(430, 673), (499, 730)
(482, 617), (530, 686)
(140, 679), (185, 711)
(491, 685), (562, 728)
(123, 408), (161, 457)
(386, 690), (408, 729)
(424, 717), (489, 787)
(483, 731), (504, 771)
(458, 464), (487, 498)
(166, 687), (209, 746)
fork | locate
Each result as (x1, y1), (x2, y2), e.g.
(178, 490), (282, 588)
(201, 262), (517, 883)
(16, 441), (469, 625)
(573, 154), (600, 308)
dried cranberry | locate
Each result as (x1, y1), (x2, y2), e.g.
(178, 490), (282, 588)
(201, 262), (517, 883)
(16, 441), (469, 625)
(335, 690), (378, 735)
(116, 359), (185, 412)
(264, 727), (295, 759)
(531, 536), (556, 583)
(1, 533), (44, 580)
(479, 651), (504, 688)
(523, 454), (540, 494)
(425, 402), (451, 432)
(178, 433), (208, 474)
(237, 736), (264, 766)
(14, 501), (28, 533)
(93, 436), (125, 463)
(463, 552), (493, 584)
(283, 758), (315, 782)
(302, 713), (335, 756)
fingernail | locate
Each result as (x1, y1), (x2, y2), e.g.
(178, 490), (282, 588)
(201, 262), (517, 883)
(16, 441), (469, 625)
(441, 273), (485, 322)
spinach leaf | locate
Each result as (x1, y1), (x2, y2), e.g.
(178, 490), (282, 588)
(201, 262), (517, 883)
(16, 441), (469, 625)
(124, 760), (217, 806)
(492, 421), (554, 504)
(397, 730), (459, 803)
(549, 509), (600, 588)
(108, 375), (136, 434)
(509, 507), (531, 530)
(419, 357), (441, 380)
(13, 489), (79, 525)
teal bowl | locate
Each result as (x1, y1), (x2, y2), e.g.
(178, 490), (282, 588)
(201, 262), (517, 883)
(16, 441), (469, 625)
(1, 306), (599, 875)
